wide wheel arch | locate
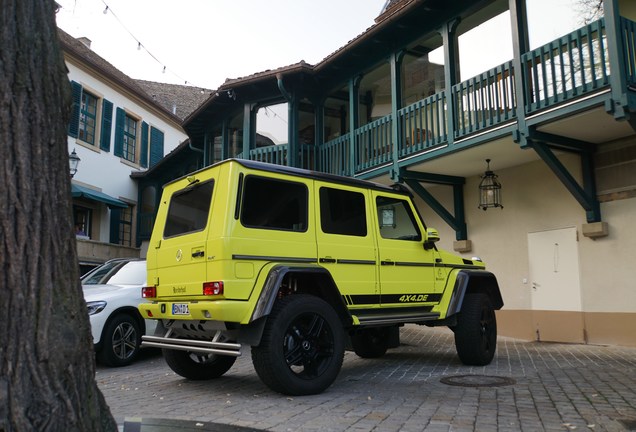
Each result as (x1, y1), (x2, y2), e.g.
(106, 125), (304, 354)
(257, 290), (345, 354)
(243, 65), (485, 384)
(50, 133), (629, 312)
(446, 270), (503, 318)
(250, 264), (352, 328)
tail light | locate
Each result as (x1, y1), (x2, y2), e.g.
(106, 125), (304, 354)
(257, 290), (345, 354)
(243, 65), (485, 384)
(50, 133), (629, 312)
(141, 286), (157, 298)
(203, 281), (224, 296)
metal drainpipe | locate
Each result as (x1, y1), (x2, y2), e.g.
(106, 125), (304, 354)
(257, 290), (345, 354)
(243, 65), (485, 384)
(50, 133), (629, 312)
(276, 73), (292, 102)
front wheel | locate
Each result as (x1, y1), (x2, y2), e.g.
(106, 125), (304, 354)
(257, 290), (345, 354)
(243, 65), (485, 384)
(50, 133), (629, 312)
(454, 293), (497, 365)
(98, 313), (141, 367)
(251, 295), (345, 395)
(163, 349), (237, 380)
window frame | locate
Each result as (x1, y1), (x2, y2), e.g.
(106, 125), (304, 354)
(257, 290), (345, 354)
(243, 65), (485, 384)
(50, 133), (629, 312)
(163, 180), (215, 238)
(78, 90), (98, 145)
(375, 195), (422, 241)
(319, 186), (368, 237)
(240, 175), (309, 233)
(122, 112), (138, 163)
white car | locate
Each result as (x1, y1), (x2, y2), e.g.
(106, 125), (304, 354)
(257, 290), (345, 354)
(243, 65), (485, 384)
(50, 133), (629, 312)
(82, 258), (156, 366)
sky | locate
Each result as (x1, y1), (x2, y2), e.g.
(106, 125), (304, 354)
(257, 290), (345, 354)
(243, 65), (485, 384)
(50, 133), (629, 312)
(56, 0), (387, 91)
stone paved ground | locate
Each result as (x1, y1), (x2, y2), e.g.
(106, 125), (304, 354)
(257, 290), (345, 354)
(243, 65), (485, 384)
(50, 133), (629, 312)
(97, 326), (636, 431)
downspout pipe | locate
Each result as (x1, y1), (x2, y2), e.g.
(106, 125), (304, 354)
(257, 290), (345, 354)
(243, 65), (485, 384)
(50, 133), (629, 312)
(276, 73), (292, 102)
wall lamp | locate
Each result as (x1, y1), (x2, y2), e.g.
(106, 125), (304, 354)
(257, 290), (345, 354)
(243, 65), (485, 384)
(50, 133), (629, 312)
(69, 149), (80, 178)
(478, 159), (503, 210)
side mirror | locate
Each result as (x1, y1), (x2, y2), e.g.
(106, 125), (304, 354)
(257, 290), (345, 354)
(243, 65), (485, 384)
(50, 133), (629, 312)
(424, 228), (440, 250)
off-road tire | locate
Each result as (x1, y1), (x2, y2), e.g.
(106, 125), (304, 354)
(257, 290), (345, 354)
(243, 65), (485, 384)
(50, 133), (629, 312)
(351, 327), (390, 358)
(454, 293), (497, 365)
(98, 313), (141, 367)
(163, 349), (237, 380)
(251, 294), (345, 395)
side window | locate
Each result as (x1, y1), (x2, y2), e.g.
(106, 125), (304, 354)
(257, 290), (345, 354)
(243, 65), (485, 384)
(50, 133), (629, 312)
(376, 196), (421, 241)
(164, 180), (214, 237)
(319, 187), (367, 236)
(241, 176), (307, 232)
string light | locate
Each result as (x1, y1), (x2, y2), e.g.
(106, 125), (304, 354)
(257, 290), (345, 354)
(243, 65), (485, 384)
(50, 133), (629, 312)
(98, 0), (205, 88)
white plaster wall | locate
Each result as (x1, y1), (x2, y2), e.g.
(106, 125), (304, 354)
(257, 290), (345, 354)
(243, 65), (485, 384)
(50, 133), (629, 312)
(66, 62), (187, 204)
(411, 153), (636, 314)
(578, 197), (636, 312)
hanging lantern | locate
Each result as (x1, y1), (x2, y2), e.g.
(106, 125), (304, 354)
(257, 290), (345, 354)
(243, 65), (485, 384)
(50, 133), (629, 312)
(478, 159), (503, 210)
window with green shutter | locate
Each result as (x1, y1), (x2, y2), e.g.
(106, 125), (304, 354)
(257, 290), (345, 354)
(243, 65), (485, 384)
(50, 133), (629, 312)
(100, 99), (113, 151)
(140, 122), (149, 168)
(114, 108), (139, 163)
(68, 81), (82, 138)
(149, 127), (164, 168)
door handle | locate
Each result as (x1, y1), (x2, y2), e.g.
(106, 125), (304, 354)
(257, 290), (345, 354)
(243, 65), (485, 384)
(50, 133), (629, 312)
(319, 257), (336, 263)
(192, 250), (205, 258)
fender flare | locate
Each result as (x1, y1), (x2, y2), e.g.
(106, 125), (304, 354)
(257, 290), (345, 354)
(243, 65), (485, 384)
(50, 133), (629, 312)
(249, 263), (351, 326)
(446, 269), (504, 317)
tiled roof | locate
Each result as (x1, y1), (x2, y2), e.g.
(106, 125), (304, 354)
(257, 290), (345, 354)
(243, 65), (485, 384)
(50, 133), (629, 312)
(135, 80), (214, 121)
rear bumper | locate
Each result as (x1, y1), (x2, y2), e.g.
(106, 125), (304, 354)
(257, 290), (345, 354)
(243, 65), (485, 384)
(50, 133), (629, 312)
(138, 299), (251, 323)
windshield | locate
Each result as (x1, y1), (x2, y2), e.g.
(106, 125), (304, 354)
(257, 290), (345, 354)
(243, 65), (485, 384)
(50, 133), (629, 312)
(82, 260), (146, 286)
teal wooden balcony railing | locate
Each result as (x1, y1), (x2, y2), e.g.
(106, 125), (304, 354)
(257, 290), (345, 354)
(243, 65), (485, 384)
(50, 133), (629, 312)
(319, 134), (350, 176)
(249, 144), (288, 165)
(397, 92), (448, 157)
(354, 115), (393, 173)
(228, 18), (630, 179)
(521, 18), (609, 112)
(452, 61), (516, 138)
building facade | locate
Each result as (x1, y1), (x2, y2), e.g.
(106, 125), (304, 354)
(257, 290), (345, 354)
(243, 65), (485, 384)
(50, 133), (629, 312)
(136, 0), (636, 346)
(60, 30), (207, 273)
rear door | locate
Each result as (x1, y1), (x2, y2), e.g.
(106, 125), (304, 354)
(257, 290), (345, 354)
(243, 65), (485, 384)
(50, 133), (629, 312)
(154, 178), (215, 297)
(315, 183), (377, 311)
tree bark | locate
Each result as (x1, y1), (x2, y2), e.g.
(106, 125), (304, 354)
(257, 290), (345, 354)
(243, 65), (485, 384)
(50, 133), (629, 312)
(0, 1), (117, 430)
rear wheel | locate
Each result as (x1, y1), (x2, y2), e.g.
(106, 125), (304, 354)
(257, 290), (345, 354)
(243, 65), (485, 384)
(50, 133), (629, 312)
(351, 328), (390, 358)
(163, 349), (237, 380)
(98, 313), (141, 367)
(454, 293), (497, 365)
(251, 295), (345, 395)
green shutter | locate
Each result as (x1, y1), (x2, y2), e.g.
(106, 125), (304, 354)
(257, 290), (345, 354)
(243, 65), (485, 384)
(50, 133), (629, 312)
(114, 107), (125, 157)
(68, 81), (82, 138)
(100, 99), (113, 151)
(149, 127), (165, 167)
(109, 208), (121, 244)
(140, 122), (149, 168)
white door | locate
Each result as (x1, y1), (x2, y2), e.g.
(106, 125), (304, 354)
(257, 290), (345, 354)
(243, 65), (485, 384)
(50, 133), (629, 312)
(528, 227), (584, 342)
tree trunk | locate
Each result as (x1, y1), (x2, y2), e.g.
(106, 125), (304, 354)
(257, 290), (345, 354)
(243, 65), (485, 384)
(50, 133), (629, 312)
(0, 1), (117, 431)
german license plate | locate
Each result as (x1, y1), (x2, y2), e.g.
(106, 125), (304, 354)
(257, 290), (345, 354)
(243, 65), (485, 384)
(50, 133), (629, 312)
(172, 303), (190, 315)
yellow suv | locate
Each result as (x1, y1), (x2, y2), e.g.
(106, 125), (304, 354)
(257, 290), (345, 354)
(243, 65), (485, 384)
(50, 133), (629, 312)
(139, 159), (503, 395)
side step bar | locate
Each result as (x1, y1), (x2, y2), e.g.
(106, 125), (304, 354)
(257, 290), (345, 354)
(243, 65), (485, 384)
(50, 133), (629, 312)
(142, 335), (242, 357)
(356, 312), (440, 326)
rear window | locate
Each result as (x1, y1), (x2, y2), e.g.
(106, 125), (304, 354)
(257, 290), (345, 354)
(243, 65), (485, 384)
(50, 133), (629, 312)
(82, 260), (146, 286)
(319, 187), (367, 236)
(241, 176), (308, 232)
(164, 180), (214, 237)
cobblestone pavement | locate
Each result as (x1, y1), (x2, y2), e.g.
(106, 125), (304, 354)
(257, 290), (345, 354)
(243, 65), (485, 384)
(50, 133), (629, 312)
(96, 326), (636, 432)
